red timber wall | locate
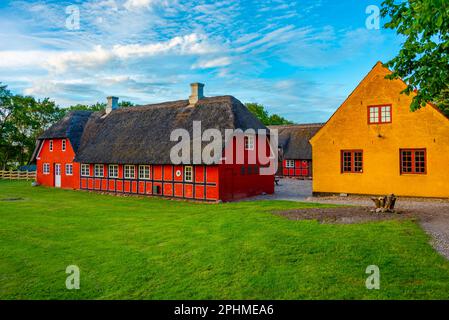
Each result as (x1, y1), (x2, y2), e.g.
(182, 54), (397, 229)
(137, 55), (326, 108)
(79, 164), (219, 201)
(282, 160), (312, 178)
(36, 134), (275, 202)
(36, 139), (79, 189)
(218, 135), (275, 201)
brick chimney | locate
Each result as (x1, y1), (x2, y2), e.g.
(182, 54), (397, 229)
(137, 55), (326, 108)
(106, 96), (119, 114)
(189, 83), (204, 105)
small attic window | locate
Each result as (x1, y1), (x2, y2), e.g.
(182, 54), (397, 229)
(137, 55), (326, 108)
(244, 135), (254, 150)
(286, 160), (295, 168)
(49, 140), (53, 152)
(62, 139), (66, 151)
(368, 105), (391, 124)
(184, 166), (193, 182)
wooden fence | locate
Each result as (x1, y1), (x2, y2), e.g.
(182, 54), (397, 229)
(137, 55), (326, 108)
(0, 170), (36, 180)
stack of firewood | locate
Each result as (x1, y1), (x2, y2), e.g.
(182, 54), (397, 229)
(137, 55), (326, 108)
(371, 194), (397, 213)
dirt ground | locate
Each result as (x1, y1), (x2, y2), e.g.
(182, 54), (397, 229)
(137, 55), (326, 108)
(276, 206), (415, 224)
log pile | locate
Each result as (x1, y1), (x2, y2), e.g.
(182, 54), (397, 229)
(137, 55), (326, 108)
(371, 194), (397, 213)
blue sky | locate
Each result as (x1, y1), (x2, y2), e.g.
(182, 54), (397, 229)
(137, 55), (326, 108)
(0, 0), (403, 123)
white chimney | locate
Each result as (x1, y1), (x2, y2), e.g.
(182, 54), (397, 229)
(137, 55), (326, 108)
(189, 83), (205, 105)
(106, 96), (119, 114)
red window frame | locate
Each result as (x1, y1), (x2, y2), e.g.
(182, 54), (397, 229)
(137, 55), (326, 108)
(400, 149), (427, 174)
(368, 104), (392, 124)
(341, 150), (363, 173)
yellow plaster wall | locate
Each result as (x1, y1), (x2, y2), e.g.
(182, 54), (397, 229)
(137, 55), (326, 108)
(310, 62), (449, 198)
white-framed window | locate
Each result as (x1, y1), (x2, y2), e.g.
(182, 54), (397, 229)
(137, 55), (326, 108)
(94, 164), (104, 177)
(43, 163), (50, 174)
(81, 164), (90, 177)
(381, 106), (391, 123)
(184, 166), (193, 182)
(49, 140), (53, 152)
(244, 135), (255, 150)
(139, 165), (151, 180)
(124, 165), (135, 179)
(286, 160), (295, 168)
(369, 105), (391, 124)
(65, 163), (73, 175)
(108, 165), (118, 178)
(62, 139), (66, 151)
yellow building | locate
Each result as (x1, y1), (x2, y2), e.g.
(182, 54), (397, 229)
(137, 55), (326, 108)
(310, 62), (449, 198)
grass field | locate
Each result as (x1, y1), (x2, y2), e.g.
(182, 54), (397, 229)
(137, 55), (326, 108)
(1, 180), (449, 299)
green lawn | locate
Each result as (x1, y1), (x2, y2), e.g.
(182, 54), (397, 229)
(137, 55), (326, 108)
(1, 180), (449, 299)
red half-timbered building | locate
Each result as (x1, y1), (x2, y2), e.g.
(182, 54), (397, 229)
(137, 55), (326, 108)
(31, 84), (274, 202)
(269, 124), (323, 179)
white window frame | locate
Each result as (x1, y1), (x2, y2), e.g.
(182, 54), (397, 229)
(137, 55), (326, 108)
(124, 165), (136, 179)
(244, 135), (255, 150)
(286, 160), (295, 168)
(94, 164), (104, 177)
(184, 166), (193, 182)
(43, 163), (50, 175)
(139, 165), (151, 180)
(49, 140), (53, 152)
(81, 164), (90, 177)
(381, 106), (391, 123)
(65, 163), (73, 176)
(62, 139), (66, 152)
(108, 165), (118, 178)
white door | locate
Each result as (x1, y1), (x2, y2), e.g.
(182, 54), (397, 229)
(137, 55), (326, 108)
(55, 164), (61, 188)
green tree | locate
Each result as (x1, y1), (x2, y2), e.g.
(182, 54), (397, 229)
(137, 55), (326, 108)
(67, 101), (135, 112)
(245, 102), (293, 125)
(381, 0), (449, 115)
(0, 84), (64, 169)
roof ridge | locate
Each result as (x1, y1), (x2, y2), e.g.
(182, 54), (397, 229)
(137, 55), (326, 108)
(269, 123), (324, 128)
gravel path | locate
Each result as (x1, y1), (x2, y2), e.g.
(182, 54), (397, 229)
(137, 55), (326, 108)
(248, 178), (449, 259)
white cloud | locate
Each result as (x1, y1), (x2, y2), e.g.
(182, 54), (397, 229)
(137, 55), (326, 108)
(0, 33), (219, 73)
(236, 25), (311, 53)
(0, 50), (51, 68)
(192, 57), (231, 69)
(123, 0), (155, 11)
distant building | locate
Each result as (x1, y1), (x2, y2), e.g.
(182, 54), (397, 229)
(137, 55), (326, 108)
(269, 124), (323, 179)
(31, 84), (274, 202)
(310, 62), (449, 198)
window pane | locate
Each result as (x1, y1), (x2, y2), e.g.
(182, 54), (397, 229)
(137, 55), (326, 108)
(185, 167), (192, 181)
(414, 151), (426, 173)
(369, 107), (379, 123)
(139, 165), (150, 179)
(244, 136), (254, 150)
(354, 152), (363, 172)
(109, 165), (117, 178)
(342, 152), (352, 172)
(125, 165), (135, 178)
(401, 151), (412, 173)
(381, 106), (391, 122)
(81, 164), (89, 176)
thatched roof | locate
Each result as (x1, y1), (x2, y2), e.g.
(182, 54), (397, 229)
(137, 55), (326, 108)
(38, 110), (92, 152)
(268, 123), (323, 160)
(65, 95), (266, 164)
